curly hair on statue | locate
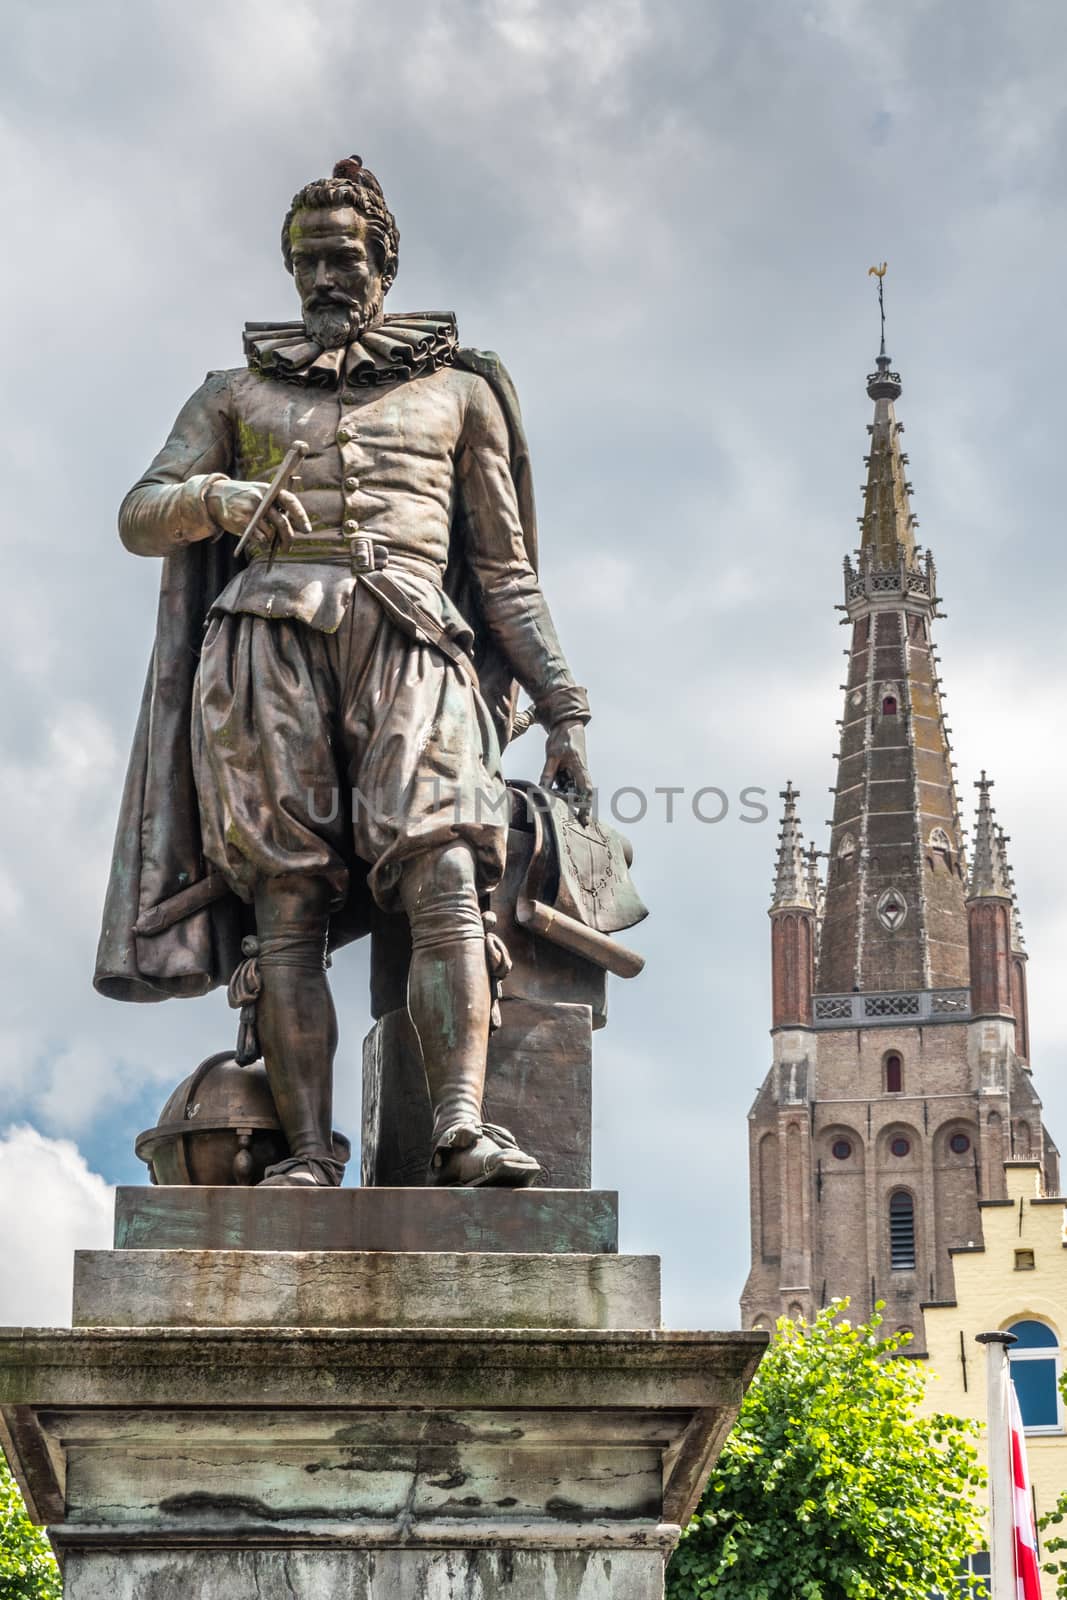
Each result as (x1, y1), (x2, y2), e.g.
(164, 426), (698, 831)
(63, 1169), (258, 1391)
(281, 155), (399, 278)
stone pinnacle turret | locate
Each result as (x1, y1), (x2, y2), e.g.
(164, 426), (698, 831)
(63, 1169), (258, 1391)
(771, 781), (812, 912)
(968, 774), (1013, 900)
(769, 783), (816, 1029)
(805, 843), (825, 961)
(998, 821), (1031, 1062)
(966, 773), (1014, 1020)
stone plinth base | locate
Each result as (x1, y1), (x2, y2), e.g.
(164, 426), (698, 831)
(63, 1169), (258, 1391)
(72, 1249), (660, 1330)
(113, 1184), (618, 1254)
(0, 1210), (766, 1598)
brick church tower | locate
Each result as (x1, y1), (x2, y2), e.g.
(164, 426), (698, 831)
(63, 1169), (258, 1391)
(740, 318), (1059, 1344)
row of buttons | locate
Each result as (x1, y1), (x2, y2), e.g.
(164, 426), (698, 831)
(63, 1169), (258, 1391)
(339, 421), (362, 533)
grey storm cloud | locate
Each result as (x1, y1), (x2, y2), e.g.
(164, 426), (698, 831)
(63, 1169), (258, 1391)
(1, 0), (1066, 1326)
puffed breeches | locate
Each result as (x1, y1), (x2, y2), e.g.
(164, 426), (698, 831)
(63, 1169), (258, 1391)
(192, 586), (509, 911)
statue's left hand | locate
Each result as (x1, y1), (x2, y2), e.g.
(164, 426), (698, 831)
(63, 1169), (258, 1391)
(540, 721), (594, 825)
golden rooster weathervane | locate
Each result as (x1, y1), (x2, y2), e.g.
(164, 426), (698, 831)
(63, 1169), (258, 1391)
(868, 262), (888, 354)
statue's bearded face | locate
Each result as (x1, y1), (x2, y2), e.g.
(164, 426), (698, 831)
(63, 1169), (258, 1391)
(290, 206), (392, 349)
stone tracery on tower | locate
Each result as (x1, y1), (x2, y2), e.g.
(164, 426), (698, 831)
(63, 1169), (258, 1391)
(741, 287), (1058, 1341)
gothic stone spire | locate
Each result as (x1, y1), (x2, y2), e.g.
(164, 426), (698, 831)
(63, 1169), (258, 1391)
(817, 344), (969, 994)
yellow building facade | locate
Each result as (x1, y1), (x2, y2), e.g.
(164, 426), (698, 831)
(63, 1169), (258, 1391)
(920, 1160), (1066, 1598)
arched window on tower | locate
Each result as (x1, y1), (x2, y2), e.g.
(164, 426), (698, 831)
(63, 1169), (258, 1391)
(885, 1052), (903, 1094)
(882, 694), (898, 716)
(889, 1190), (916, 1271)
(1007, 1320), (1064, 1433)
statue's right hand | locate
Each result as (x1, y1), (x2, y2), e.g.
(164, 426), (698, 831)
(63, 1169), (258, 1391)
(204, 478), (312, 549)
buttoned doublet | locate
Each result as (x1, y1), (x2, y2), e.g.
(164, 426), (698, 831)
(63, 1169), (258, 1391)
(120, 351), (578, 910)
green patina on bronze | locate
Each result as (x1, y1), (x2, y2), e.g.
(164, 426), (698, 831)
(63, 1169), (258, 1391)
(235, 418), (286, 483)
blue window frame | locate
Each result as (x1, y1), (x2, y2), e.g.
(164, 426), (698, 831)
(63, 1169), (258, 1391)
(1008, 1319), (1062, 1433)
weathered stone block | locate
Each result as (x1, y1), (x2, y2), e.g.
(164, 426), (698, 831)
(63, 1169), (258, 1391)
(113, 1185), (618, 1254)
(362, 999), (593, 1188)
(72, 1249), (661, 1331)
(361, 1007), (432, 1185)
(482, 1001), (593, 1190)
(60, 1547), (667, 1599)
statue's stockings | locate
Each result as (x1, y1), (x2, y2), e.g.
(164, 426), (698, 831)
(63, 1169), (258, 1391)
(253, 843), (489, 1182)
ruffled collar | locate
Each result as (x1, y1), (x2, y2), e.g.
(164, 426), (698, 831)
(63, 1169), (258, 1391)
(243, 311), (459, 388)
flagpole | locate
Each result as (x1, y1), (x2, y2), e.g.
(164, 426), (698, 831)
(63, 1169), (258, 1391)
(977, 1330), (1018, 1600)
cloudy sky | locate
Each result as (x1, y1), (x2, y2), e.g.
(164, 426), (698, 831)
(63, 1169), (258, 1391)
(2, 0), (1065, 1330)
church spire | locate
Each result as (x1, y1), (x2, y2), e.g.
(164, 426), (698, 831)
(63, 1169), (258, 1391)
(818, 279), (969, 996)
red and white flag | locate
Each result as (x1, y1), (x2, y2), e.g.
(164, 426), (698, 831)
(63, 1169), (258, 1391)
(1009, 1382), (1043, 1600)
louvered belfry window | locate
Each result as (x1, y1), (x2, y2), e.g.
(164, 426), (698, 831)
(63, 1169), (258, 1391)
(889, 1190), (916, 1270)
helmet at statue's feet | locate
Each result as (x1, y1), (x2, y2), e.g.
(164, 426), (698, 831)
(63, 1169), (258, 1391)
(134, 1052), (350, 1186)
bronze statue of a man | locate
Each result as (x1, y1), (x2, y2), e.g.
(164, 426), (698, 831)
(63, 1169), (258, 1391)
(96, 157), (593, 1189)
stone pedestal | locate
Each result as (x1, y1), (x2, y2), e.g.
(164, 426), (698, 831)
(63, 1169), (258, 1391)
(0, 1189), (766, 1599)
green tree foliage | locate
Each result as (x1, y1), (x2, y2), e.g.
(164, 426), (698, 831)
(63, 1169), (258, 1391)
(1039, 1369), (1067, 1597)
(1043, 1505), (1067, 1600)
(667, 1302), (985, 1600)
(0, 1453), (60, 1599)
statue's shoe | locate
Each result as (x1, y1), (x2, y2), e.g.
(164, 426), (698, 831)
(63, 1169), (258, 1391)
(259, 1156), (343, 1188)
(429, 1124), (542, 1188)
